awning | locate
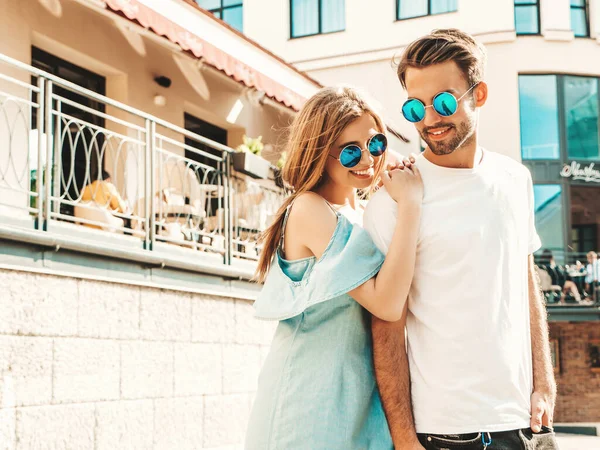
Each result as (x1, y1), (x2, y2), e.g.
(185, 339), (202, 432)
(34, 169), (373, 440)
(99, 0), (307, 111)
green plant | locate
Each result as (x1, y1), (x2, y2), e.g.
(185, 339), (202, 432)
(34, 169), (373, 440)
(236, 135), (264, 156)
(276, 151), (287, 170)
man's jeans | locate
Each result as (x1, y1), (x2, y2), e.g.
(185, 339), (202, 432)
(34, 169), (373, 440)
(417, 426), (559, 449)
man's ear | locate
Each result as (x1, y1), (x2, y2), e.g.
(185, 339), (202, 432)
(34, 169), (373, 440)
(474, 82), (488, 107)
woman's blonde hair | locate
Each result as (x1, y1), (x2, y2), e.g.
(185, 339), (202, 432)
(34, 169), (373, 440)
(255, 86), (387, 282)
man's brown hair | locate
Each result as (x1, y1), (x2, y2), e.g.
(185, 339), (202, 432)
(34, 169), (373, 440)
(397, 29), (487, 89)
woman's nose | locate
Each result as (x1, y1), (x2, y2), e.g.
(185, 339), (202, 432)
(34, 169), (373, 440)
(360, 148), (375, 165)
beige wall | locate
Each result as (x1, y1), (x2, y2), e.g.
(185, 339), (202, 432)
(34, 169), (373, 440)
(0, 0), (293, 152)
(136, 0), (319, 100)
(0, 267), (275, 450)
(0, 0), (295, 216)
(246, 0), (600, 65)
(245, 0), (513, 64)
(245, 0), (600, 159)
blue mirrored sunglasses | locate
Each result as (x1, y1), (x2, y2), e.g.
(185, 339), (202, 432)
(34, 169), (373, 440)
(401, 84), (479, 123)
(329, 133), (388, 169)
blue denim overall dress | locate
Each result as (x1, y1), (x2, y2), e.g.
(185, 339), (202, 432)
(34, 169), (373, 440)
(245, 203), (393, 450)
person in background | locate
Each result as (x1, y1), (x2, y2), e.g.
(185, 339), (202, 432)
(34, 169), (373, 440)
(81, 169), (128, 213)
(570, 260), (588, 297)
(540, 249), (581, 303)
(586, 251), (599, 301)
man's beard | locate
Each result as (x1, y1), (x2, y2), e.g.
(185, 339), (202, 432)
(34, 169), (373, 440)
(420, 119), (475, 156)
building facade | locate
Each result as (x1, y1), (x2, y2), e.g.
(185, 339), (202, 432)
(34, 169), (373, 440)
(242, 0), (600, 426)
(2, 0), (600, 445)
(0, 0), (318, 448)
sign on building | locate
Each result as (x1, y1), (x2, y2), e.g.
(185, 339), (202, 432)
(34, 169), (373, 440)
(560, 162), (600, 183)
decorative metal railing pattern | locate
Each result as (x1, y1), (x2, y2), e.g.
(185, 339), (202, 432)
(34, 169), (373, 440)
(0, 53), (287, 275)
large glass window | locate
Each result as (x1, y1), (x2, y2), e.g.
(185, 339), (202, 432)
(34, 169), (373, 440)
(520, 74), (600, 161)
(534, 185), (565, 261)
(397, 0), (457, 20)
(291, 0), (345, 38)
(514, 0), (540, 35)
(570, 0), (589, 37)
(564, 76), (599, 160)
(196, 0), (243, 32)
(518, 75), (560, 160)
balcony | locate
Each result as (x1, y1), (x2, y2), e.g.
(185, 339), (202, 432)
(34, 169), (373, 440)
(0, 53), (287, 280)
(535, 254), (600, 321)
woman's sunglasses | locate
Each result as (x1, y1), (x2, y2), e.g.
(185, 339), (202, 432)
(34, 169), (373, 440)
(401, 84), (478, 123)
(329, 133), (388, 169)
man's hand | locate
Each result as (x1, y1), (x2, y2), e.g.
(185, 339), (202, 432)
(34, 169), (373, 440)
(530, 389), (556, 432)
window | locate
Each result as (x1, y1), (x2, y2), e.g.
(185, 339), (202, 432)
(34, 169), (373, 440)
(570, 0), (589, 37)
(290, 0), (345, 38)
(514, 0), (540, 35)
(519, 75), (600, 161)
(196, 0), (243, 32)
(31, 47), (106, 217)
(533, 185), (565, 261)
(397, 0), (457, 20)
(184, 114), (228, 171)
(564, 76), (599, 160)
(518, 75), (560, 160)
(572, 225), (597, 254)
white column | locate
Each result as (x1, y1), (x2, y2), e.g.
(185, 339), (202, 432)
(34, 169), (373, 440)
(541, 0), (575, 40)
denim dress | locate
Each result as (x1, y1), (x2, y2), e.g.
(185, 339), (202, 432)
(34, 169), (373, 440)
(245, 207), (393, 450)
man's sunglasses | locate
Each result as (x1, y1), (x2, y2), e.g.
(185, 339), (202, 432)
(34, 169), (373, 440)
(329, 133), (388, 169)
(401, 84), (479, 123)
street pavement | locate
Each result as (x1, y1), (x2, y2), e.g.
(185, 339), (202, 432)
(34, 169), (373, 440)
(557, 433), (600, 450)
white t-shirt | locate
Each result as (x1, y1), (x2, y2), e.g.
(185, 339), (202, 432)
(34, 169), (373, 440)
(336, 202), (366, 225)
(364, 149), (542, 434)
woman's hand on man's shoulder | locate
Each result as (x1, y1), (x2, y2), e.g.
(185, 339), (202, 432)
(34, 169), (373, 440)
(381, 154), (423, 206)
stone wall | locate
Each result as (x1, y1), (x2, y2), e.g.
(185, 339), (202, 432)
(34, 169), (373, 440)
(0, 268), (275, 450)
(550, 321), (600, 423)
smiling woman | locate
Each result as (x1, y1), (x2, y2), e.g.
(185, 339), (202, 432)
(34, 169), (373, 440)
(323, 114), (386, 189)
(246, 86), (423, 450)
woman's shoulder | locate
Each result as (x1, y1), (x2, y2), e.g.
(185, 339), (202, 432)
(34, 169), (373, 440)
(289, 192), (336, 219)
(279, 192), (341, 261)
(286, 192), (339, 234)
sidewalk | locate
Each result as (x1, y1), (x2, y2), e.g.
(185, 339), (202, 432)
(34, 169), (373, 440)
(556, 433), (600, 450)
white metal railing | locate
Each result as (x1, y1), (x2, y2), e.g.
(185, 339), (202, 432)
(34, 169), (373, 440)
(0, 53), (287, 275)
